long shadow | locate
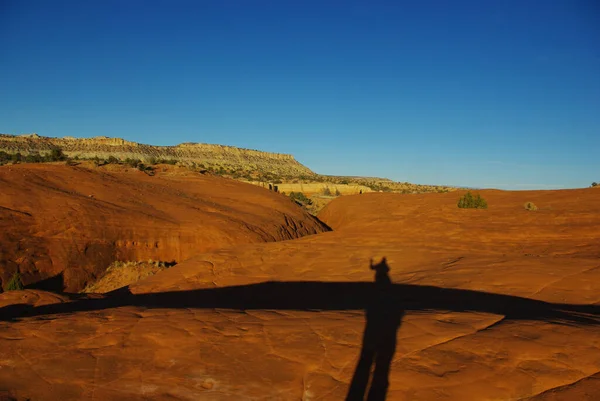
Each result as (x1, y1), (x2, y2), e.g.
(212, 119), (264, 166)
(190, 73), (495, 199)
(346, 258), (402, 401)
(24, 272), (65, 292)
(2, 259), (600, 400)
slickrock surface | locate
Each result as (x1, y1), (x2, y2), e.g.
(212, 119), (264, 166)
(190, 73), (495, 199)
(0, 163), (328, 292)
(1, 188), (600, 400)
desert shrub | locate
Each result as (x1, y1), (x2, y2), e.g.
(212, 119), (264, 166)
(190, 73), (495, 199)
(5, 270), (24, 291)
(335, 188), (341, 196)
(125, 158), (142, 168)
(322, 187), (332, 196)
(289, 191), (313, 205)
(48, 147), (66, 161)
(107, 155), (120, 164)
(592, 182), (598, 187)
(524, 202), (538, 211)
(457, 191), (487, 209)
(25, 152), (43, 163)
(137, 163), (154, 174)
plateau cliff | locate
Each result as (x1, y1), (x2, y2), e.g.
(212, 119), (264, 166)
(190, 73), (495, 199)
(0, 133), (314, 177)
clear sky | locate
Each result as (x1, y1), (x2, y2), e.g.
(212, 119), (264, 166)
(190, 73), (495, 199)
(1, 0), (598, 189)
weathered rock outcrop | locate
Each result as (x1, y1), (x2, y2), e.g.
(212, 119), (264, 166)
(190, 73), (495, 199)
(0, 163), (328, 292)
(249, 181), (373, 195)
(0, 133), (314, 176)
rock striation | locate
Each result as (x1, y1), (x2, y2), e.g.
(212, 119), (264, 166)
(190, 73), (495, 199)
(0, 163), (328, 292)
(0, 133), (314, 176)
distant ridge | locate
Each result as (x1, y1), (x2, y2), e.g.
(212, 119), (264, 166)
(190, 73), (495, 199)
(0, 133), (315, 177)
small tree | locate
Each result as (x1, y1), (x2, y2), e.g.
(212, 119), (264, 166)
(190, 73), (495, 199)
(5, 270), (24, 291)
(592, 182), (598, 187)
(457, 191), (488, 209)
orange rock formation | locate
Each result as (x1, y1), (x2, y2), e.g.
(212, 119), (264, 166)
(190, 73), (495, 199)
(0, 163), (328, 292)
(1, 179), (599, 400)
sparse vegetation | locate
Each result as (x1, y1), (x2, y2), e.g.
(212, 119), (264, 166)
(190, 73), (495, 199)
(524, 202), (538, 211)
(49, 147), (66, 161)
(0, 135), (459, 195)
(0, 147), (66, 165)
(289, 191), (313, 205)
(82, 259), (176, 293)
(457, 192), (488, 209)
(5, 270), (24, 291)
(125, 158), (142, 168)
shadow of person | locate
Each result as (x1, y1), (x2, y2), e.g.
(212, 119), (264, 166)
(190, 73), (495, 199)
(346, 258), (404, 401)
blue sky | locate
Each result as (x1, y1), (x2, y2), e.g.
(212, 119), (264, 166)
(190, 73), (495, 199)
(1, 0), (598, 189)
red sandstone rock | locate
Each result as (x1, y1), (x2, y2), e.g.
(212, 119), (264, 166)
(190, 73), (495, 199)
(0, 163), (328, 292)
(1, 184), (600, 400)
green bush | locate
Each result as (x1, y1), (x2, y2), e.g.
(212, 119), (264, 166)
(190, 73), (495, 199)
(289, 191), (313, 205)
(125, 158), (142, 168)
(457, 191), (487, 209)
(524, 202), (538, 211)
(25, 153), (43, 163)
(48, 147), (66, 161)
(5, 270), (24, 291)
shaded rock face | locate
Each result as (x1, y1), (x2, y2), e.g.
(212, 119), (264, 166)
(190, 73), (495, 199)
(0, 164), (328, 292)
(0, 133), (315, 176)
(1, 187), (600, 400)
